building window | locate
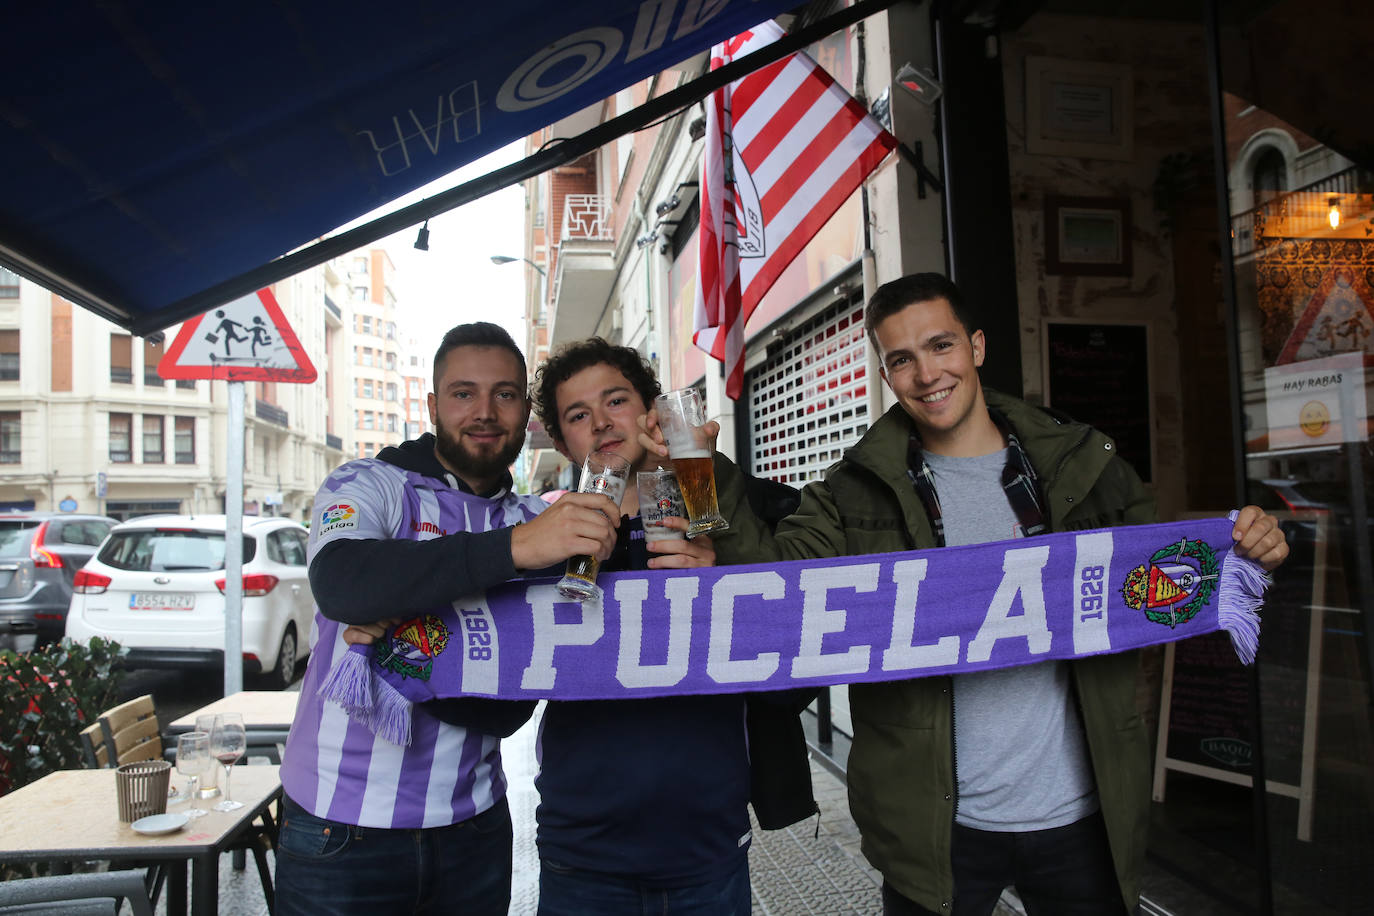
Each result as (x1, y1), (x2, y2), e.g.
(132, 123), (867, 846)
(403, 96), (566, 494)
(0, 268), (19, 298)
(174, 416), (195, 464)
(385, 352), (397, 371)
(387, 383), (398, 401)
(363, 412), (375, 430)
(110, 334), (133, 384)
(142, 415), (164, 463)
(143, 339), (165, 385)
(361, 315), (372, 335)
(362, 379), (374, 398)
(362, 348), (374, 367)
(0, 330), (18, 381)
(387, 413), (398, 433)
(109, 413), (132, 463)
(353, 285), (370, 302)
(353, 256), (368, 274)
(386, 322), (396, 340)
(0, 412), (19, 463)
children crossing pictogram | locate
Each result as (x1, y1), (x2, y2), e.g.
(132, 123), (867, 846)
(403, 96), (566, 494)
(159, 288), (316, 382)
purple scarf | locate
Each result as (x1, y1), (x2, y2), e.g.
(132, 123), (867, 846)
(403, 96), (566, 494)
(321, 516), (1268, 745)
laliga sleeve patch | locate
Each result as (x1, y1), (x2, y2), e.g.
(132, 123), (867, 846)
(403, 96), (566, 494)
(319, 501), (360, 535)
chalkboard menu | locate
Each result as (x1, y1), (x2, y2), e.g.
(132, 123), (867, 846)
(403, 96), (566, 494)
(1043, 321), (1153, 482)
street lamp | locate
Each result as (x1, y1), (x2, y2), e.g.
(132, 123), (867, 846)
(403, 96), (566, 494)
(492, 255), (548, 326)
(490, 254), (545, 276)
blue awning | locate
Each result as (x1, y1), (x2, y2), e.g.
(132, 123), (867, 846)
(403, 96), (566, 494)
(1, 0), (810, 334)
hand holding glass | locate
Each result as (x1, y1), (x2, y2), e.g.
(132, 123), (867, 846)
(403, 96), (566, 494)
(637, 468), (687, 544)
(174, 732), (210, 819)
(210, 713), (246, 812)
(655, 389), (728, 537)
(556, 450), (631, 602)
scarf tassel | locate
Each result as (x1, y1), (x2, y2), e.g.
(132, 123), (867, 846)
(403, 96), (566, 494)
(318, 648), (416, 745)
(318, 646), (373, 713)
(1218, 551), (1268, 666)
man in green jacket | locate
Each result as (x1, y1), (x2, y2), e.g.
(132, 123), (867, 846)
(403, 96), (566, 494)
(643, 273), (1288, 915)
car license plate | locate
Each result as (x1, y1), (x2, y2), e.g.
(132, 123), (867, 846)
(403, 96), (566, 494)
(129, 593), (195, 611)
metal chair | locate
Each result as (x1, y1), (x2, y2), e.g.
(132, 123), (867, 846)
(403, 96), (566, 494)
(0, 869), (153, 916)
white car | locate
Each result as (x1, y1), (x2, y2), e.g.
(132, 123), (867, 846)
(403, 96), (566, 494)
(65, 515), (314, 689)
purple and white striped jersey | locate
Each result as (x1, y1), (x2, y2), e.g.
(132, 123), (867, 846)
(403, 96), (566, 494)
(281, 456), (545, 829)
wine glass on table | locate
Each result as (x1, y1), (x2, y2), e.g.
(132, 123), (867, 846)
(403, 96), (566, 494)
(210, 713), (246, 812)
(175, 732), (210, 819)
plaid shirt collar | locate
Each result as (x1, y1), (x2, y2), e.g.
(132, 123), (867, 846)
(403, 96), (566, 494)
(905, 408), (1048, 547)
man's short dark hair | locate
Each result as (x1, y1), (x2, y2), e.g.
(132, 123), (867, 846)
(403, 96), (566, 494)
(533, 338), (661, 444)
(864, 273), (977, 352)
(433, 322), (527, 390)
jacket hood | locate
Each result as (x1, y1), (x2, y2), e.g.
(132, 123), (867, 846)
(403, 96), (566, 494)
(374, 433), (514, 495)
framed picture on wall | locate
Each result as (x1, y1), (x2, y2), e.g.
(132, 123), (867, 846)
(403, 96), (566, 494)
(1044, 195), (1133, 277)
(1025, 56), (1134, 161)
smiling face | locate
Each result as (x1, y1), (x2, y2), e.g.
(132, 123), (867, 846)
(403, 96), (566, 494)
(427, 344), (530, 492)
(874, 297), (1001, 457)
(551, 362), (652, 473)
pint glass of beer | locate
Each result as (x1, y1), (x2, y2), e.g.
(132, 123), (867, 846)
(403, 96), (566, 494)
(655, 389), (728, 537)
(637, 467), (687, 544)
(556, 450), (631, 602)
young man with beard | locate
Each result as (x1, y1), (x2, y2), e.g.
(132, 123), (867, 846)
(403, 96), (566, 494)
(276, 322), (620, 916)
(528, 338), (815, 916)
(642, 274), (1288, 916)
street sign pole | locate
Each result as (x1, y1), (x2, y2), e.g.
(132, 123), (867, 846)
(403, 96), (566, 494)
(224, 381), (245, 696)
(155, 287), (316, 699)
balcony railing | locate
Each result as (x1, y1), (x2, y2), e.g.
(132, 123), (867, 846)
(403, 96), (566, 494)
(255, 401), (289, 427)
(1231, 166), (1373, 256)
(324, 294), (342, 320)
(561, 194), (613, 242)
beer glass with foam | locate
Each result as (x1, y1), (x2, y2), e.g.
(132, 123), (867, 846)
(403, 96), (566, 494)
(655, 389), (728, 537)
(637, 467), (687, 544)
(556, 450), (631, 602)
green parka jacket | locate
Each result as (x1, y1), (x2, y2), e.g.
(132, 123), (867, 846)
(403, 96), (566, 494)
(712, 390), (1155, 913)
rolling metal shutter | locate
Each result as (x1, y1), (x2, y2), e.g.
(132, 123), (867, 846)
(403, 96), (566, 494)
(745, 297), (870, 485)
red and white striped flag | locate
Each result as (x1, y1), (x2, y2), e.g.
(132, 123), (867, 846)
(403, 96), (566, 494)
(693, 20), (896, 399)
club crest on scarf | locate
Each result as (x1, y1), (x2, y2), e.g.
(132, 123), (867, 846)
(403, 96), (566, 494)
(1120, 537), (1220, 628)
(374, 615), (451, 681)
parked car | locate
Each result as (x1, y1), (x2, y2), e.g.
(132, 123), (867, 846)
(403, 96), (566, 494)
(0, 512), (116, 651)
(64, 515), (313, 689)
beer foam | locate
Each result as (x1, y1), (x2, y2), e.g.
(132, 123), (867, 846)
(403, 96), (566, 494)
(669, 448), (711, 460)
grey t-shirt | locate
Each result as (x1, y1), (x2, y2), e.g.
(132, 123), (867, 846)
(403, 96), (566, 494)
(924, 448), (1098, 832)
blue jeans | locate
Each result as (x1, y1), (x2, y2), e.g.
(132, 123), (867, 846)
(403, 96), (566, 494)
(881, 812), (1130, 916)
(537, 853), (751, 916)
(275, 794), (512, 916)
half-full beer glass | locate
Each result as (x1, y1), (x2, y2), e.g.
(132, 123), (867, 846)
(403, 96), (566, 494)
(556, 450), (631, 602)
(655, 389), (728, 537)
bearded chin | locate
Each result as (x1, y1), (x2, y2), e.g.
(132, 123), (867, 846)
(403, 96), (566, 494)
(434, 420), (526, 484)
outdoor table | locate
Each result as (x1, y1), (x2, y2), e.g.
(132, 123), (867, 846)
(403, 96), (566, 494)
(168, 690), (300, 761)
(0, 765), (282, 916)
(169, 689), (300, 734)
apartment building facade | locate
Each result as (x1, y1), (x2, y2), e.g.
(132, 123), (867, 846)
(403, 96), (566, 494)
(0, 249), (389, 522)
